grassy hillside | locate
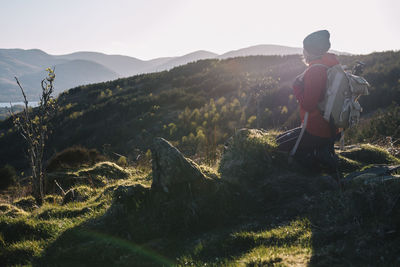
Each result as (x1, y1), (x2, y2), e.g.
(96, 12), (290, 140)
(1, 51), (400, 266)
(1, 51), (400, 171)
(0, 132), (399, 266)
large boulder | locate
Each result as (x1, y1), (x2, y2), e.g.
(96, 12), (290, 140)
(151, 137), (207, 193)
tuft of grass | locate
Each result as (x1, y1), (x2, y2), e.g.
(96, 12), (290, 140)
(62, 185), (97, 204)
(46, 146), (106, 172)
(0, 203), (28, 218)
(219, 128), (283, 185)
(199, 164), (220, 180)
(77, 162), (130, 180)
(13, 196), (37, 211)
(0, 217), (59, 244)
(0, 168), (128, 266)
(45, 161), (133, 194)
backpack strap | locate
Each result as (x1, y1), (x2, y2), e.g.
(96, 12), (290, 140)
(289, 111), (309, 158)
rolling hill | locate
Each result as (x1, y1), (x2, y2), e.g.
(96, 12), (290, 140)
(1, 45), (350, 102)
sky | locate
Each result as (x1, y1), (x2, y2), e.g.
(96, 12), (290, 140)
(1, 0), (399, 60)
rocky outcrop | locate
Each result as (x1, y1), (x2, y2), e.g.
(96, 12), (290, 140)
(151, 137), (207, 193)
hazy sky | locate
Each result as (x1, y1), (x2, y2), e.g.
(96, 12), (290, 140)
(1, 0), (399, 60)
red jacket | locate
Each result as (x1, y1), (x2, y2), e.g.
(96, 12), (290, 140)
(293, 53), (340, 138)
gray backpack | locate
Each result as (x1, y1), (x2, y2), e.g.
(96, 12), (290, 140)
(290, 63), (370, 157)
(317, 64), (370, 129)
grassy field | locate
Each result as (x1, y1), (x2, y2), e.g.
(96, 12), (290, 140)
(1, 142), (400, 266)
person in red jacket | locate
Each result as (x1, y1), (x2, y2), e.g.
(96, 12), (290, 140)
(277, 30), (341, 177)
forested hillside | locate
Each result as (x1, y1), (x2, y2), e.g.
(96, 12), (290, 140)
(1, 51), (399, 170)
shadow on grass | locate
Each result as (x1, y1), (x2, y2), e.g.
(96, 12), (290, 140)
(33, 172), (400, 266)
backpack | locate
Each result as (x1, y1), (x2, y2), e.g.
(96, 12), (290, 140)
(289, 63), (370, 157)
(316, 64), (370, 129)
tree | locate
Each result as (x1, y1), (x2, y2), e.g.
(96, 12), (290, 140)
(11, 68), (56, 205)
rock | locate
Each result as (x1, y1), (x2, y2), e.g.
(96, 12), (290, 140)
(151, 137), (207, 193)
(344, 165), (400, 186)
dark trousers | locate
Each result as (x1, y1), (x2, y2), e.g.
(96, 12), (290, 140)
(276, 128), (339, 172)
(276, 127), (334, 153)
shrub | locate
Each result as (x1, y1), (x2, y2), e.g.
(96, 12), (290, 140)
(46, 146), (107, 172)
(0, 164), (17, 190)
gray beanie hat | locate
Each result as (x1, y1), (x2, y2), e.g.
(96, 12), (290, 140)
(303, 30), (331, 56)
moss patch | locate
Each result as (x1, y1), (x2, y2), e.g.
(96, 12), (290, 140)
(13, 196), (37, 212)
(219, 128), (283, 185)
(339, 144), (400, 165)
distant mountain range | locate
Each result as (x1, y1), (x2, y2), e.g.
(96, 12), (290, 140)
(0, 45), (349, 102)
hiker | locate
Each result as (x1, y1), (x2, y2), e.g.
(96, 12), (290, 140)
(276, 30), (341, 173)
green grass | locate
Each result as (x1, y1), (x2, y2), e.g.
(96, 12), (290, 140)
(0, 165), (150, 266)
(1, 141), (400, 266)
(176, 218), (312, 266)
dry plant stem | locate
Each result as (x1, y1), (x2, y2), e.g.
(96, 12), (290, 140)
(12, 69), (56, 205)
(54, 180), (66, 196)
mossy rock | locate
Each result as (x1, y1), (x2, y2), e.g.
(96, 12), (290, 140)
(151, 137), (209, 193)
(344, 164), (400, 188)
(339, 144), (400, 166)
(219, 128), (284, 185)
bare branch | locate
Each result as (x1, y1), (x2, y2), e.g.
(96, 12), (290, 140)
(14, 77), (29, 108)
(54, 180), (66, 196)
